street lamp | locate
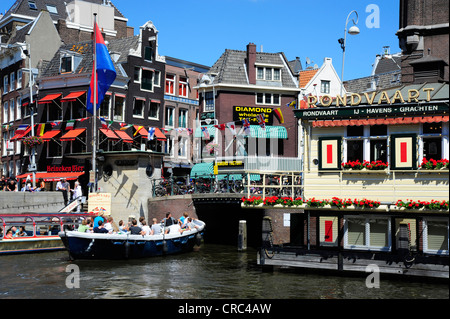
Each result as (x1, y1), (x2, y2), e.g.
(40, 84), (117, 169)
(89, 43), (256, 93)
(338, 10), (360, 96)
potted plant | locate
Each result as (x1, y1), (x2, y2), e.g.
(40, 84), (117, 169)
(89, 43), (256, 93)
(342, 160), (364, 170)
(22, 136), (44, 148)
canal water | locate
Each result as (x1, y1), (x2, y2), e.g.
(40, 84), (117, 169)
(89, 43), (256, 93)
(0, 244), (448, 299)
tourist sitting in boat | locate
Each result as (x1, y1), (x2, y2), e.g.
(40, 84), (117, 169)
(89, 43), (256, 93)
(77, 219), (90, 233)
(140, 220), (151, 236)
(150, 218), (162, 235)
(161, 212), (178, 227)
(93, 220), (109, 233)
(93, 212), (106, 228)
(4, 229), (13, 239)
(178, 212), (189, 227)
(17, 226), (28, 237)
(104, 216), (119, 233)
(118, 220), (128, 234)
(129, 219), (142, 235)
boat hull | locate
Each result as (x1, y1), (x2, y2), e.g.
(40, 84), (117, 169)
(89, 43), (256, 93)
(0, 236), (64, 255)
(59, 221), (205, 260)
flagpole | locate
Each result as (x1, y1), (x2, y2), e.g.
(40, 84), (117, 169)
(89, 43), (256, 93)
(92, 13), (98, 193)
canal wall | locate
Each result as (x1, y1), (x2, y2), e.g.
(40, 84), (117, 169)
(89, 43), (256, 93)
(0, 192), (65, 214)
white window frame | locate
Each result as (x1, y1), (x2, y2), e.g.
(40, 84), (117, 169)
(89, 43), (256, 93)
(3, 75), (9, 94)
(343, 125), (389, 163)
(113, 94), (126, 122)
(16, 96), (21, 120)
(17, 69), (22, 89)
(132, 97), (145, 118)
(10, 72), (15, 91)
(256, 67), (282, 82)
(9, 98), (15, 123)
(178, 108), (188, 128)
(343, 215), (392, 252)
(422, 218), (449, 255)
(165, 107), (175, 128)
(165, 74), (175, 95)
(418, 122), (449, 161)
(2, 101), (8, 123)
(255, 93), (281, 106)
(320, 80), (330, 94)
(179, 76), (188, 98)
(148, 101), (159, 120)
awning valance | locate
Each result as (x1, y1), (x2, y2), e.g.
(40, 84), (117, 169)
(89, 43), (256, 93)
(16, 172), (84, 182)
(249, 125), (288, 139)
(190, 162), (214, 179)
(61, 91), (86, 102)
(60, 128), (86, 141)
(312, 115), (449, 127)
(40, 130), (60, 141)
(38, 93), (62, 104)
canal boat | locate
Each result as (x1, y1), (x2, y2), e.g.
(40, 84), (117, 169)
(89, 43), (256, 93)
(59, 219), (205, 260)
(0, 213), (94, 255)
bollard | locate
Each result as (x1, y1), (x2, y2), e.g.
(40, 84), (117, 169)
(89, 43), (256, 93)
(238, 220), (247, 251)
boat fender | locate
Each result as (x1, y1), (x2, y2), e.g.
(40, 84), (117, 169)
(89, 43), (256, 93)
(85, 239), (95, 253)
(162, 240), (168, 253)
(195, 233), (202, 246)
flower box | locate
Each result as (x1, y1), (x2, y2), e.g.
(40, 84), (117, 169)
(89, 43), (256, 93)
(23, 136), (44, 148)
(420, 158), (449, 170)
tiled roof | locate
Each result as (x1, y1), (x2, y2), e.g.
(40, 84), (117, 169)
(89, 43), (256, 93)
(207, 49), (298, 88)
(40, 35), (139, 78)
(1, 0), (125, 24)
(374, 55), (401, 74)
(298, 69), (319, 88)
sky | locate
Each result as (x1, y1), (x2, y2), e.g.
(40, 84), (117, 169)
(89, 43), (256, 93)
(1, 0), (401, 81)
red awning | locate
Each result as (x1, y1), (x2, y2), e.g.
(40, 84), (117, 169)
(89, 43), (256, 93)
(16, 172), (84, 182)
(114, 130), (133, 143)
(38, 93), (62, 104)
(40, 130), (61, 141)
(10, 126), (32, 141)
(61, 91), (86, 102)
(100, 128), (120, 140)
(154, 128), (167, 141)
(312, 116), (449, 127)
(133, 125), (148, 138)
(60, 128), (86, 141)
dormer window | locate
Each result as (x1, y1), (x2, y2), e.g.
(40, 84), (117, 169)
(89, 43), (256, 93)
(28, 1), (37, 10)
(46, 4), (58, 14)
(60, 52), (82, 74)
(256, 66), (281, 82)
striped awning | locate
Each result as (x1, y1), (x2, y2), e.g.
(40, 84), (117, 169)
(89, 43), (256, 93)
(249, 125), (288, 139)
(312, 115), (449, 127)
(190, 162), (214, 179)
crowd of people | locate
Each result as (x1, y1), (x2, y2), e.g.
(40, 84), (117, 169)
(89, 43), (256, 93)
(1, 175), (83, 209)
(76, 211), (199, 236)
(0, 226), (28, 239)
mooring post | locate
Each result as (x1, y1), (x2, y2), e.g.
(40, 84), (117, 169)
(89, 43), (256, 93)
(238, 220), (247, 251)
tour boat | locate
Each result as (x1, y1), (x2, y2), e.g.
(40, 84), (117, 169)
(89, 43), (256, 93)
(58, 220), (205, 260)
(0, 213), (94, 255)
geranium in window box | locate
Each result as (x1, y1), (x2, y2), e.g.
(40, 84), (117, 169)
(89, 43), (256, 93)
(342, 160), (364, 170)
(420, 158), (449, 170)
(353, 198), (381, 209)
(22, 136), (43, 148)
(241, 196), (263, 206)
(363, 160), (388, 170)
(306, 198), (329, 208)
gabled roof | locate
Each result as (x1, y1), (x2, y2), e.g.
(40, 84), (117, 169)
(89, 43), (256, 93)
(207, 49), (298, 88)
(298, 69), (319, 88)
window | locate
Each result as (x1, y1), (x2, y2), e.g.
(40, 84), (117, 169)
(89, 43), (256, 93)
(153, 70), (161, 87)
(256, 93), (280, 106)
(205, 91), (214, 111)
(144, 46), (153, 61)
(148, 101), (159, 119)
(421, 122), (446, 160)
(9, 98), (15, 122)
(46, 4), (58, 14)
(344, 125), (388, 164)
(3, 75), (9, 94)
(47, 139), (62, 158)
(320, 80), (330, 94)
(10, 72), (15, 91)
(2, 101), (8, 123)
(177, 137), (187, 158)
(165, 107), (174, 127)
(28, 1), (37, 10)
(16, 96), (21, 120)
(423, 218), (449, 255)
(134, 67), (141, 83)
(178, 109), (188, 128)
(61, 56), (72, 73)
(165, 75), (175, 95)
(141, 69), (153, 91)
(133, 97), (145, 118)
(344, 216), (391, 251)
(257, 67), (282, 82)
(17, 70), (22, 89)
(179, 76), (188, 97)
(320, 217), (338, 246)
(99, 93), (111, 119)
(113, 94), (125, 121)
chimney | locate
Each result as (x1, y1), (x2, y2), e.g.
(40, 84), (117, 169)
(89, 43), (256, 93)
(247, 43), (257, 84)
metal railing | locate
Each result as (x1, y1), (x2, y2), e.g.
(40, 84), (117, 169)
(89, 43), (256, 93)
(151, 172), (303, 199)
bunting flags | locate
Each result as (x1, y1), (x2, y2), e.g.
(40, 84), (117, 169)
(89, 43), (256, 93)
(273, 107), (284, 124)
(100, 117), (112, 130)
(148, 127), (155, 140)
(201, 126), (210, 139)
(15, 124), (29, 134)
(66, 120), (75, 130)
(86, 22), (117, 115)
(256, 113), (266, 129)
(286, 100), (297, 108)
(214, 123), (226, 131)
(37, 124), (45, 136)
(134, 126), (144, 137)
(242, 118), (251, 136)
(50, 121), (61, 127)
(120, 123), (132, 130)
(226, 122), (236, 136)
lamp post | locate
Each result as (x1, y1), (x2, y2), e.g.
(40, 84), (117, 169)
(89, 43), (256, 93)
(338, 10), (360, 96)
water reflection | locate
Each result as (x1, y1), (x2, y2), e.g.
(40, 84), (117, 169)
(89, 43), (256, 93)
(0, 244), (448, 299)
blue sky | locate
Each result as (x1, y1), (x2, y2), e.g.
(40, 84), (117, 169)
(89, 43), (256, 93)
(1, 0), (400, 81)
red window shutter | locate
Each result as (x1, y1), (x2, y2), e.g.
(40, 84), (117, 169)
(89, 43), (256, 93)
(325, 220), (333, 242)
